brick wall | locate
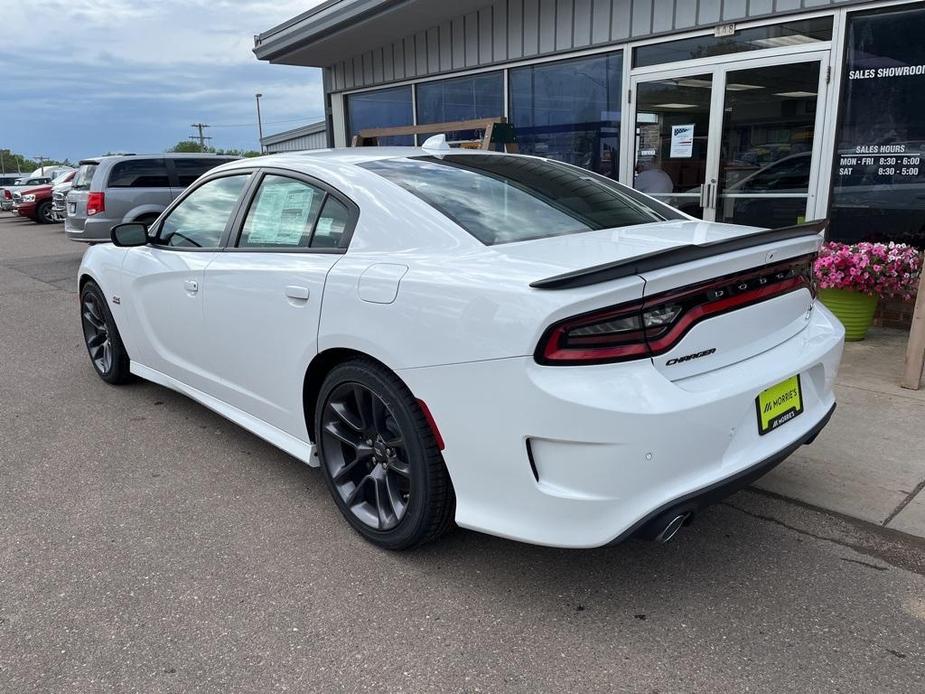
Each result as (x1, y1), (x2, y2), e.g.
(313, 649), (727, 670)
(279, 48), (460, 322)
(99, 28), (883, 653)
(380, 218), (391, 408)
(873, 296), (916, 329)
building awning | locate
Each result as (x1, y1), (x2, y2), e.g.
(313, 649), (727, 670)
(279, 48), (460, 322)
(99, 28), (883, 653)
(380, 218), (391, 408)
(254, 0), (489, 66)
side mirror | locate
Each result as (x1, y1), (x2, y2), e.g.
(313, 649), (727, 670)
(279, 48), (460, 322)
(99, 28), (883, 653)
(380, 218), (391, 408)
(111, 222), (149, 247)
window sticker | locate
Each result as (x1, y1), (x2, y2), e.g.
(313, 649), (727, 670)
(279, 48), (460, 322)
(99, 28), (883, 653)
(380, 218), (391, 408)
(246, 180), (319, 246)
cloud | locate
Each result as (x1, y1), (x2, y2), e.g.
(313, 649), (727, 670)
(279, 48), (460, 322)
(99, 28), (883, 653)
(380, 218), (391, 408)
(0, 1), (328, 160)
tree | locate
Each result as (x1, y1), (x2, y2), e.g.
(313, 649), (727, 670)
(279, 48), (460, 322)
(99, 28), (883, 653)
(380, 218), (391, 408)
(167, 140), (210, 153)
(165, 141), (261, 158)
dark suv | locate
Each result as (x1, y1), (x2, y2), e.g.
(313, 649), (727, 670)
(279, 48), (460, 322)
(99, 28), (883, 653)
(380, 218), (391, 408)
(65, 154), (238, 242)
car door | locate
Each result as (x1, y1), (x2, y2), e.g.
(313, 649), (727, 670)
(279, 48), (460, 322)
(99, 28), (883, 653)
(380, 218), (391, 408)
(201, 170), (356, 437)
(120, 172), (252, 393)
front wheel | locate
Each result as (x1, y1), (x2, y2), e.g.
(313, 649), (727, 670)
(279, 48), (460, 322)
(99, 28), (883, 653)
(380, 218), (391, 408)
(36, 201), (55, 224)
(315, 359), (454, 550)
(80, 281), (133, 384)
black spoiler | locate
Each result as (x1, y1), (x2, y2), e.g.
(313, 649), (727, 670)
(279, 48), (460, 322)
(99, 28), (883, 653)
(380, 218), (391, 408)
(529, 219), (827, 290)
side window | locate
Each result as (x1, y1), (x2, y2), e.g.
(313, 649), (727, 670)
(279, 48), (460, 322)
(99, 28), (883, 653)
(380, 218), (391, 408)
(157, 175), (249, 249)
(311, 197), (351, 249)
(238, 175), (325, 248)
(108, 159), (170, 188)
(174, 158), (236, 187)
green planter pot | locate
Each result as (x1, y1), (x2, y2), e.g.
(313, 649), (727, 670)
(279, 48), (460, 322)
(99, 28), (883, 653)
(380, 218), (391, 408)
(819, 288), (879, 341)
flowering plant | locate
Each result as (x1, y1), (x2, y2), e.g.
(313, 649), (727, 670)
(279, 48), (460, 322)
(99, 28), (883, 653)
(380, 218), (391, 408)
(814, 241), (922, 300)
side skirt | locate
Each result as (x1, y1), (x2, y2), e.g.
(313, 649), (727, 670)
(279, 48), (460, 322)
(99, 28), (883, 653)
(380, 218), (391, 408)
(130, 361), (320, 468)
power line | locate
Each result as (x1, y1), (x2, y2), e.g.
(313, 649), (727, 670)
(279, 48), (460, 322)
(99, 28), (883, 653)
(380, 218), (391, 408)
(209, 116), (323, 129)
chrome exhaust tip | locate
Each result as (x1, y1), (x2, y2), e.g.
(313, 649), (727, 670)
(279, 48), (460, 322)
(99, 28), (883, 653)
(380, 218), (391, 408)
(654, 513), (690, 543)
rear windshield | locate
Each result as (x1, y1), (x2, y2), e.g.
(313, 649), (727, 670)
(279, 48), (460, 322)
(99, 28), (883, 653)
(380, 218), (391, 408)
(173, 157), (238, 187)
(360, 154), (677, 245)
(72, 163), (98, 191)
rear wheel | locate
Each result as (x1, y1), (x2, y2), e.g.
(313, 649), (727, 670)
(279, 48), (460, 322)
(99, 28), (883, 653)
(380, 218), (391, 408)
(315, 359), (454, 550)
(36, 201), (54, 224)
(80, 281), (133, 384)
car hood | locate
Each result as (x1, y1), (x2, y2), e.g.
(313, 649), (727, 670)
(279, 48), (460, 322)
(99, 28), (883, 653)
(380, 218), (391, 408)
(485, 219), (764, 277)
(19, 184), (52, 195)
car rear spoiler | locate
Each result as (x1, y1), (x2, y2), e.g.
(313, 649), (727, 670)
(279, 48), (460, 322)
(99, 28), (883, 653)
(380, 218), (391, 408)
(529, 219), (827, 290)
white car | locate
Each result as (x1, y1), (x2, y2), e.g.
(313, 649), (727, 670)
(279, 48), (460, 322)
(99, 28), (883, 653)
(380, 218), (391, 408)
(78, 143), (845, 550)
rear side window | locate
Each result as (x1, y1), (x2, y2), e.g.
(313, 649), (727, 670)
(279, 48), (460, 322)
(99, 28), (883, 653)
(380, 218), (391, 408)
(312, 197), (351, 249)
(157, 175), (249, 249)
(72, 163), (98, 191)
(174, 158), (237, 187)
(108, 159), (170, 188)
(361, 154), (674, 245)
(238, 175), (325, 248)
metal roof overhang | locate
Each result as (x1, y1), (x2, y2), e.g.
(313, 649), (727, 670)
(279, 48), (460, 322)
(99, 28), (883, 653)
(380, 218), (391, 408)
(254, 0), (490, 66)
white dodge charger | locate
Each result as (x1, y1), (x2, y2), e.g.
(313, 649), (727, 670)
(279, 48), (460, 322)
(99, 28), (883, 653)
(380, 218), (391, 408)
(78, 143), (845, 550)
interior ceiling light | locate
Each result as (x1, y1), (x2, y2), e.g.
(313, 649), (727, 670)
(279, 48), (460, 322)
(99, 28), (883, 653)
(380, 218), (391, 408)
(749, 35), (820, 48)
(773, 90), (818, 97)
(675, 78), (713, 89)
(725, 83), (763, 91)
(652, 103), (698, 109)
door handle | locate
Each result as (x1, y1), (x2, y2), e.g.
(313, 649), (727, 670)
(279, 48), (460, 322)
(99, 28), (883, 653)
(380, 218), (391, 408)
(285, 285), (310, 301)
(184, 279), (199, 294)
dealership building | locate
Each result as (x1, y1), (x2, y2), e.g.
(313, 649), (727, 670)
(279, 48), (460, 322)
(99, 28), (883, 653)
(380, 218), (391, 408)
(255, 0), (925, 245)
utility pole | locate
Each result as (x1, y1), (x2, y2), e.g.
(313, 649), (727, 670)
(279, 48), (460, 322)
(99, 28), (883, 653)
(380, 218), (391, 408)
(0, 149), (5, 175)
(190, 123), (211, 150)
(255, 94), (265, 154)
(34, 155), (48, 175)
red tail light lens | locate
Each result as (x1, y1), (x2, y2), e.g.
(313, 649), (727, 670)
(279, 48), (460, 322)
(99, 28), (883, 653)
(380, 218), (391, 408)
(86, 191), (105, 216)
(536, 254), (815, 365)
(2, 190), (10, 200)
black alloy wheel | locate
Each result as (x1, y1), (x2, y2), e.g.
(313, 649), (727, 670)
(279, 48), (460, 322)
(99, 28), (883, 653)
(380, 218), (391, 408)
(79, 281), (133, 384)
(322, 383), (411, 530)
(315, 359), (454, 550)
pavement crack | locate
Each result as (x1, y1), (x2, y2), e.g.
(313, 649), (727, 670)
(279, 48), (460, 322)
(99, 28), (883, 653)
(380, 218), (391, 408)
(882, 477), (925, 527)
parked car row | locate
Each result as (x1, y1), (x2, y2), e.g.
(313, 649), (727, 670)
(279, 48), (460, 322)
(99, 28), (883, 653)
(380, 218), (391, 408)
(1, 155), (237, 238)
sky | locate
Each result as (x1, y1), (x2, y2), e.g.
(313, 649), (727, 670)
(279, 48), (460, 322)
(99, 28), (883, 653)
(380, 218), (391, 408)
(0, 0), (328, 163)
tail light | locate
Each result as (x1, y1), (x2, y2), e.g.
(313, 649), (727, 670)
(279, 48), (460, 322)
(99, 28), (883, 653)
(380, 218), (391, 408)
(2, 190), (9, 200)
(536, 254), (815, 365)
(86, 191), (105, 216)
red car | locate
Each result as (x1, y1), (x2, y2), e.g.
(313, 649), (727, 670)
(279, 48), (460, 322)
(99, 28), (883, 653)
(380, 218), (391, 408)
(14, 171), (76, 224)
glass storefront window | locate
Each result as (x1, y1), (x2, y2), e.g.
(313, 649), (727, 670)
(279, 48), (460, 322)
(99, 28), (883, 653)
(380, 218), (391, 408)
(830, 5), (925, 246)
(509, 52), (622, 179)
(634, 18), (832, 68)
(416, 72), (503, 143)
(347, 86), (414, 146)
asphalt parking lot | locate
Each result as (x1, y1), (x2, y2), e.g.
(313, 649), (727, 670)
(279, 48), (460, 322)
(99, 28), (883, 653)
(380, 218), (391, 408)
(1, 214), (923, 692)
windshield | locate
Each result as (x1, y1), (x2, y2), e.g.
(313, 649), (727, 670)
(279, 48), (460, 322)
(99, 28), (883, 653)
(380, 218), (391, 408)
(51, 172), (72, 185)
(72, 163), (98, 191)
(361, 154), (677, 245)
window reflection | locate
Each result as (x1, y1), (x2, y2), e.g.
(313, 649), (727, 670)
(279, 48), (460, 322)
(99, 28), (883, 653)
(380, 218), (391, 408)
(158, 175), (248, 248)
(416, 72), (503, 144)
(347, 86), (414, 146)
(509, 52), (622, 179)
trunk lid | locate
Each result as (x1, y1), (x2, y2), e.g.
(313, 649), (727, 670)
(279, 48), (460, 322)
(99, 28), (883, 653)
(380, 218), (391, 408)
(507, 219), (822, 377)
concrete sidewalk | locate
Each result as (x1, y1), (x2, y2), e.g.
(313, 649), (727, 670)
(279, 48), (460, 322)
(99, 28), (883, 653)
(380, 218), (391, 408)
(756, 327), (925, 539)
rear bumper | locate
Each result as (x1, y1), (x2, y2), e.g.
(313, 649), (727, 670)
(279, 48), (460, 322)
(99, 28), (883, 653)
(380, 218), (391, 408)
(608, 402), (835, 544)
(398, 302), (845, 548)
(65, 215), (111, 242)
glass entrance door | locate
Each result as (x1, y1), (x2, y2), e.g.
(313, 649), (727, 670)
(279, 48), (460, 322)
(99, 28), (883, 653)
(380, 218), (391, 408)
(715, 61), (823, 227)
(632, 73), (715, 218)
(629, 52), (828, 226)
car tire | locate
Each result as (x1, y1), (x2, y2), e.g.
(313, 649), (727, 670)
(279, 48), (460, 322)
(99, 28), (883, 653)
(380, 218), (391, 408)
(80, 281), (133, 385)
(315, 358), (455, 550)
(36, 201), (54, 224)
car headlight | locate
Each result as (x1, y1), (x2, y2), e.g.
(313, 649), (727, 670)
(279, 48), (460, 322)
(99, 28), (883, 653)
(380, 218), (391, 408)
(22, 194), (36, 202)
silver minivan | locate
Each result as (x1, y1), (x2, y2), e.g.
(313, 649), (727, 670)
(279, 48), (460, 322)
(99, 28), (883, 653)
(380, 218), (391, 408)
(65, 154), (238, 242)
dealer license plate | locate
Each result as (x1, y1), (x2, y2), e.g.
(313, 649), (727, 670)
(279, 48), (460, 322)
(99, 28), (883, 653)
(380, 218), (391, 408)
(755, 375), (803, 436)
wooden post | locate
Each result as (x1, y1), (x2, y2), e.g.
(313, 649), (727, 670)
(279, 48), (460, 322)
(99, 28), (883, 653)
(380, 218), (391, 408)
(901, 269), (925, 390)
